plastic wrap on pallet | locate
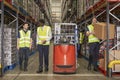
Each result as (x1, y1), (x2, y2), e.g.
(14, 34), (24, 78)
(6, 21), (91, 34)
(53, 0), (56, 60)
(0, 28), (1, 63)
(23, 0), (27, 11)
(19, 7), (28, 16)
(2, 27), (17, 67)
(78, 0), (84, 17)
(27, 0), (34, 16)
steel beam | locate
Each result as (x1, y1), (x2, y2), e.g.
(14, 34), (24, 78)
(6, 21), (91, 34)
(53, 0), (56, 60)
(0, 0), (4, 77)
(106, 2), (110, 77)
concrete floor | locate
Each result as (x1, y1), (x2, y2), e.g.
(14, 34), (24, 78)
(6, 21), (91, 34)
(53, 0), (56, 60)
(0, 44), (120, 80)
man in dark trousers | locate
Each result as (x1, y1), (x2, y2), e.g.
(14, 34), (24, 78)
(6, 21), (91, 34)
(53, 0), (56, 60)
(86, 17), (100, 71)
(36, 19), (52, 73)
(77, 28), (84, 58)
(17, 22), (32, 71)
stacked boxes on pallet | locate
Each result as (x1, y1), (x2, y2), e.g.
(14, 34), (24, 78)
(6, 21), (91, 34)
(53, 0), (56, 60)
(77, 0), (84, 18)
(36, 6), (40, 21)
(32, 1), (36, 20)
(77, 0), (99, 18)
(28, 0), (33, 17)
(34, 5), (38, 21)
(12, 0), (23, 7)
(23, 0), (28, 11)
(0, 26), (17, 69)
(109, 50), (120, 72)
(0, 28), (1, 65)
(94, 22), (115, 40)
(4, 27), (17, 67)
(83, 0), (87, 13)
(99, 39), (114, 70)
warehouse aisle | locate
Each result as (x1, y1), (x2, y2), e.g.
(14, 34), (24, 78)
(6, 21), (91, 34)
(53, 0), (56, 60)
(0, 44), (120, 80)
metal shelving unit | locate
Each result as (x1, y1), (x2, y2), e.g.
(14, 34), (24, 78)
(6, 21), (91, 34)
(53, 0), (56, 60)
(78, 0), (120, 77)
(61, 0), (77, 23)
(0, 0), (37, 76)
(34, 0), (53, 26)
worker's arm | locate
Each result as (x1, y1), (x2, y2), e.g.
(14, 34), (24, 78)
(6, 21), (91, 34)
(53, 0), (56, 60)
(17, 31), (20, 50)
(30, 38), (32, 49)
(85, 26), (90, 36)
(17, 38), (20, 50)
(36, 27), (40, 44)
(85, 26), (95, 36)
(86, 30), (95, 36)
(43, 27), (52, 44)
(46, 27), (52, 41)
(36, 34), (38, 44)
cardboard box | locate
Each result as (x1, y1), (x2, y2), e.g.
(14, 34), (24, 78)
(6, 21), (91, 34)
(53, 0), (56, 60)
(99, 58), (105, 69)
(105, 50), (120, 71)
(114, 50), (120, 72)
(99, 50), (118, 71)
(94, 22), (115, 40)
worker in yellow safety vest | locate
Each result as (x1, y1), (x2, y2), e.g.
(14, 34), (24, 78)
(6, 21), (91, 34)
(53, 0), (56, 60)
(77, 29), (84, 58)
(17, 22), (32, 71)
(36, 19), (52, 73)
(86, 17), (100, 71)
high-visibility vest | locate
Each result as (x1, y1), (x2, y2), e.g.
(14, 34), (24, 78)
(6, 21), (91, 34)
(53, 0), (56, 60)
(79, 32), (84, 44)
(19, 30), (31, 48)
(37, 25), (51, 45)
(87, 24), (100, 43)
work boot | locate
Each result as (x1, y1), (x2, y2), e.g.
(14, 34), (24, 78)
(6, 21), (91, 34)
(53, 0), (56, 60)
(87, 64), (91, 70)
(36, 69), (43, 73)
(93, 67), (99, 72)
(78, 54), (82, 58)
(19, 66), (23, 71)
(45, 68), (48, 72)
(24, 68), (28, 71)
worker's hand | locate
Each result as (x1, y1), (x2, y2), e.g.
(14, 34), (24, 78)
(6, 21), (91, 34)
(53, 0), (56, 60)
(17, 46), (19, 50)
(29, 46), (32, 50)
(41, 40), (46, 44)
(90, 31), (95, 34)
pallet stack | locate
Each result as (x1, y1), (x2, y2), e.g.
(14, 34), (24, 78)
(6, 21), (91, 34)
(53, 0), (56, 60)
(0, 26), (17, 68)
(23, 0), (28, 12)
(32, 1), (36, 20)
(3, 27), (17, 67)
(77, 0), (84, 18)
(28, 0), (33, 17)
(0, 28), (1, 65)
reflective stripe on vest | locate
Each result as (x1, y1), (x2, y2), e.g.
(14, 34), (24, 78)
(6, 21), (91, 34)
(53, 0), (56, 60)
(19, 30), (31, 47)
(37, 26), (50, 45)
(88, 25), (99, 43)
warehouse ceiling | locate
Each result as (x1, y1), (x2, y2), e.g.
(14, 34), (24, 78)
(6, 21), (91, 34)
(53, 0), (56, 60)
(50, 0), (62, 23)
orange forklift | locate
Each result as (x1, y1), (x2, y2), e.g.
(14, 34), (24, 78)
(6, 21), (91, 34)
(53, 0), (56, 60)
(53, 23), (78, 73)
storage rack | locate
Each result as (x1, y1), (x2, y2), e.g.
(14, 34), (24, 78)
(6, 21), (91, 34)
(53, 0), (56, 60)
(0, 0), (53, 76)
(0, 0), (35, 76)
(34, 0), (53, 26)
(78, 0), (120, 77)
(61, 0), (77, 23)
